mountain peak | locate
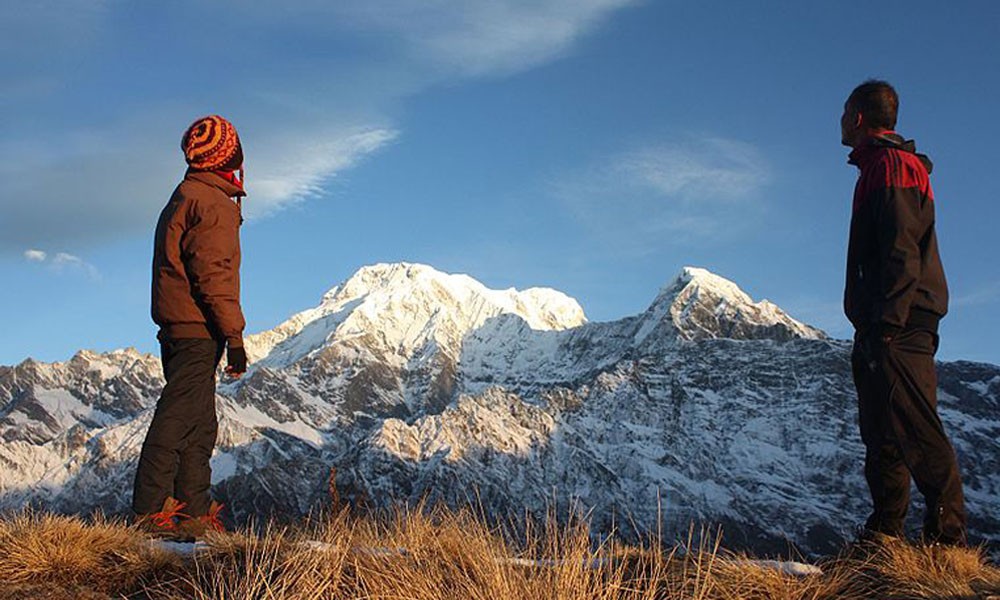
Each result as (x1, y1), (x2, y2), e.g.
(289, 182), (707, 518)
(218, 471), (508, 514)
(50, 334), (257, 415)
(636, 266), (825, 343)
(322, 262), (586, 330)
(246, 262), (587, 366)
(669, 266), (755, 305)
(323, 262), (439, 303)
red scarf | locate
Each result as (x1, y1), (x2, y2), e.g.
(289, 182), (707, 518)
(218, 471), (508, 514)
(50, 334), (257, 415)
(212, 165), (245, 195)
(212, 167), (246, 220)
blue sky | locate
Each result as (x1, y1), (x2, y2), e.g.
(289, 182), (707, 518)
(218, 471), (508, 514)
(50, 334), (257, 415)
(2, 1), (999, 366)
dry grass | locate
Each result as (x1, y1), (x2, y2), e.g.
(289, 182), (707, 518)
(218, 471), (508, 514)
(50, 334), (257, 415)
(0, 510), (182, 598)
(0, 507), (996, 599)
(838, 536), (1000, 600)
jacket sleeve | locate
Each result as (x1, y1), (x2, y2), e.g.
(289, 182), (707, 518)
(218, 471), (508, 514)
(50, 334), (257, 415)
(181, 197), (245, 347)
(872, 184), (926, 335)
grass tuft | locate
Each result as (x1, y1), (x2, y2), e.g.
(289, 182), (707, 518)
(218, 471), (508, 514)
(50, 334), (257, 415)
(0, 510), (181, 598)
(0, 506), (997, 599)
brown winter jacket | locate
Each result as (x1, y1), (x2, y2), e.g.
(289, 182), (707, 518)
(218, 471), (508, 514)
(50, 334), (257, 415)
(151, 170), (245, 348)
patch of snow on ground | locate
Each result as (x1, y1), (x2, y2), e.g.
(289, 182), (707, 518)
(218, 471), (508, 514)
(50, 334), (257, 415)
(736, 559), (823, 576)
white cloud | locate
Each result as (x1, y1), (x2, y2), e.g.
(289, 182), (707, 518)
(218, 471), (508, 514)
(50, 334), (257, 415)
(23, 249), (100, 280)
(331, 0), (640, 77)
(556, 137), (772, 253)
(0, 1), (636, 255)
(0, 120), (396, 253)
(247, 128), (398, 219)
(616, 138), (771, 202)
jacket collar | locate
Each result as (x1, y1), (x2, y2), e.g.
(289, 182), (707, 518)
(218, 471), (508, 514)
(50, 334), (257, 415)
(848, 131), (933, 173)
(185, 169), (247, 198)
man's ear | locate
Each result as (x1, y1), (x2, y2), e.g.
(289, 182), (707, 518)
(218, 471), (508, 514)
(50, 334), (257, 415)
(853, 111), (864, 130)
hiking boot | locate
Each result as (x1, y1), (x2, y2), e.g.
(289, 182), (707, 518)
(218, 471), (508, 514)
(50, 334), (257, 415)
(134, 496), (189, 539)
(843, 526), (903, 559)
(175, 501), (226, 539)
(858, 527), (902, 545)
(922, 534), (967, 549)
(923, 506), (967, 548)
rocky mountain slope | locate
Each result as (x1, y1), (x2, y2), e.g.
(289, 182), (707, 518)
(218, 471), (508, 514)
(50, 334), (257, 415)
(1, 263), (996, 555)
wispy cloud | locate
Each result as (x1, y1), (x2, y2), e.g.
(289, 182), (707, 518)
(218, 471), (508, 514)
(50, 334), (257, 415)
(0, 1), (636, 256)
(952, 280), (1000, 308)
(616, 138), (771, 202)
(555, 137), (772, 253)
(24, 249), (47, 262)
(247, 128), (398, 219)
(0, 116), (396, 253)
(23, 249), (100, 280)
(330, 0), (641, 77)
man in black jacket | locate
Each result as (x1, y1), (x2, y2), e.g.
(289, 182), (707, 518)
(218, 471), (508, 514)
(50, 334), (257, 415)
(841, 80), (966, 546)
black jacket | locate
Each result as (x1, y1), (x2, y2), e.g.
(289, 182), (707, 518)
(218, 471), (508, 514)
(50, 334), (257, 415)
(844, 133), (948, 336)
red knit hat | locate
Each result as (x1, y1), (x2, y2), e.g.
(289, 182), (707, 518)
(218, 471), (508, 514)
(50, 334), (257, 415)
(181, 115), (242, 171)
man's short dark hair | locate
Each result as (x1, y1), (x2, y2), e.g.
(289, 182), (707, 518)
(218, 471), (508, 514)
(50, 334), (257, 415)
(847, 80), (899, 131)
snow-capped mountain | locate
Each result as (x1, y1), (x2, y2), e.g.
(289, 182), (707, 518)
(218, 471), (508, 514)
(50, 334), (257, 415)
(1, 263), (996, 556)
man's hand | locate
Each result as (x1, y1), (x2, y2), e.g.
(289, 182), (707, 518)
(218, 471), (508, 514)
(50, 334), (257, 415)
(225, 345), (247, 378)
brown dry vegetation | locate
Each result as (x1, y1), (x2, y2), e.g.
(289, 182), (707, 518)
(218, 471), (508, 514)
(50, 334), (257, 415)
(0, 507), (997, 600)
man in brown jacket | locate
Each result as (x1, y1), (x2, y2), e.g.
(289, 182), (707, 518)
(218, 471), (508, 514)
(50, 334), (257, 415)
(133, 115), (248, 537)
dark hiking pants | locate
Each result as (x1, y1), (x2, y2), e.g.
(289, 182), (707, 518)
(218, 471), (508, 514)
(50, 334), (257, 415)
(133, 338), (224, 518)
(852, 324), (966, 545)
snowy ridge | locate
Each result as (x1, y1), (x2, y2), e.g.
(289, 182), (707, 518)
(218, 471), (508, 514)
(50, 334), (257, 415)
(245, 263), (586, 368)
(636, 267), (825, 344)
(0, 348), (162, 509)
(1, 263), (997, 557)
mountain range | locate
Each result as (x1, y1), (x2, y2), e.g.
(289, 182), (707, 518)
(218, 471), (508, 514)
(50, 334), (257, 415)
(1, 262), (996, 556)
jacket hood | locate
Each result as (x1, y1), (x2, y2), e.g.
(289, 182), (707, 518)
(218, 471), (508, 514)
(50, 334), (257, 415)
(848, 131), (933, 174)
